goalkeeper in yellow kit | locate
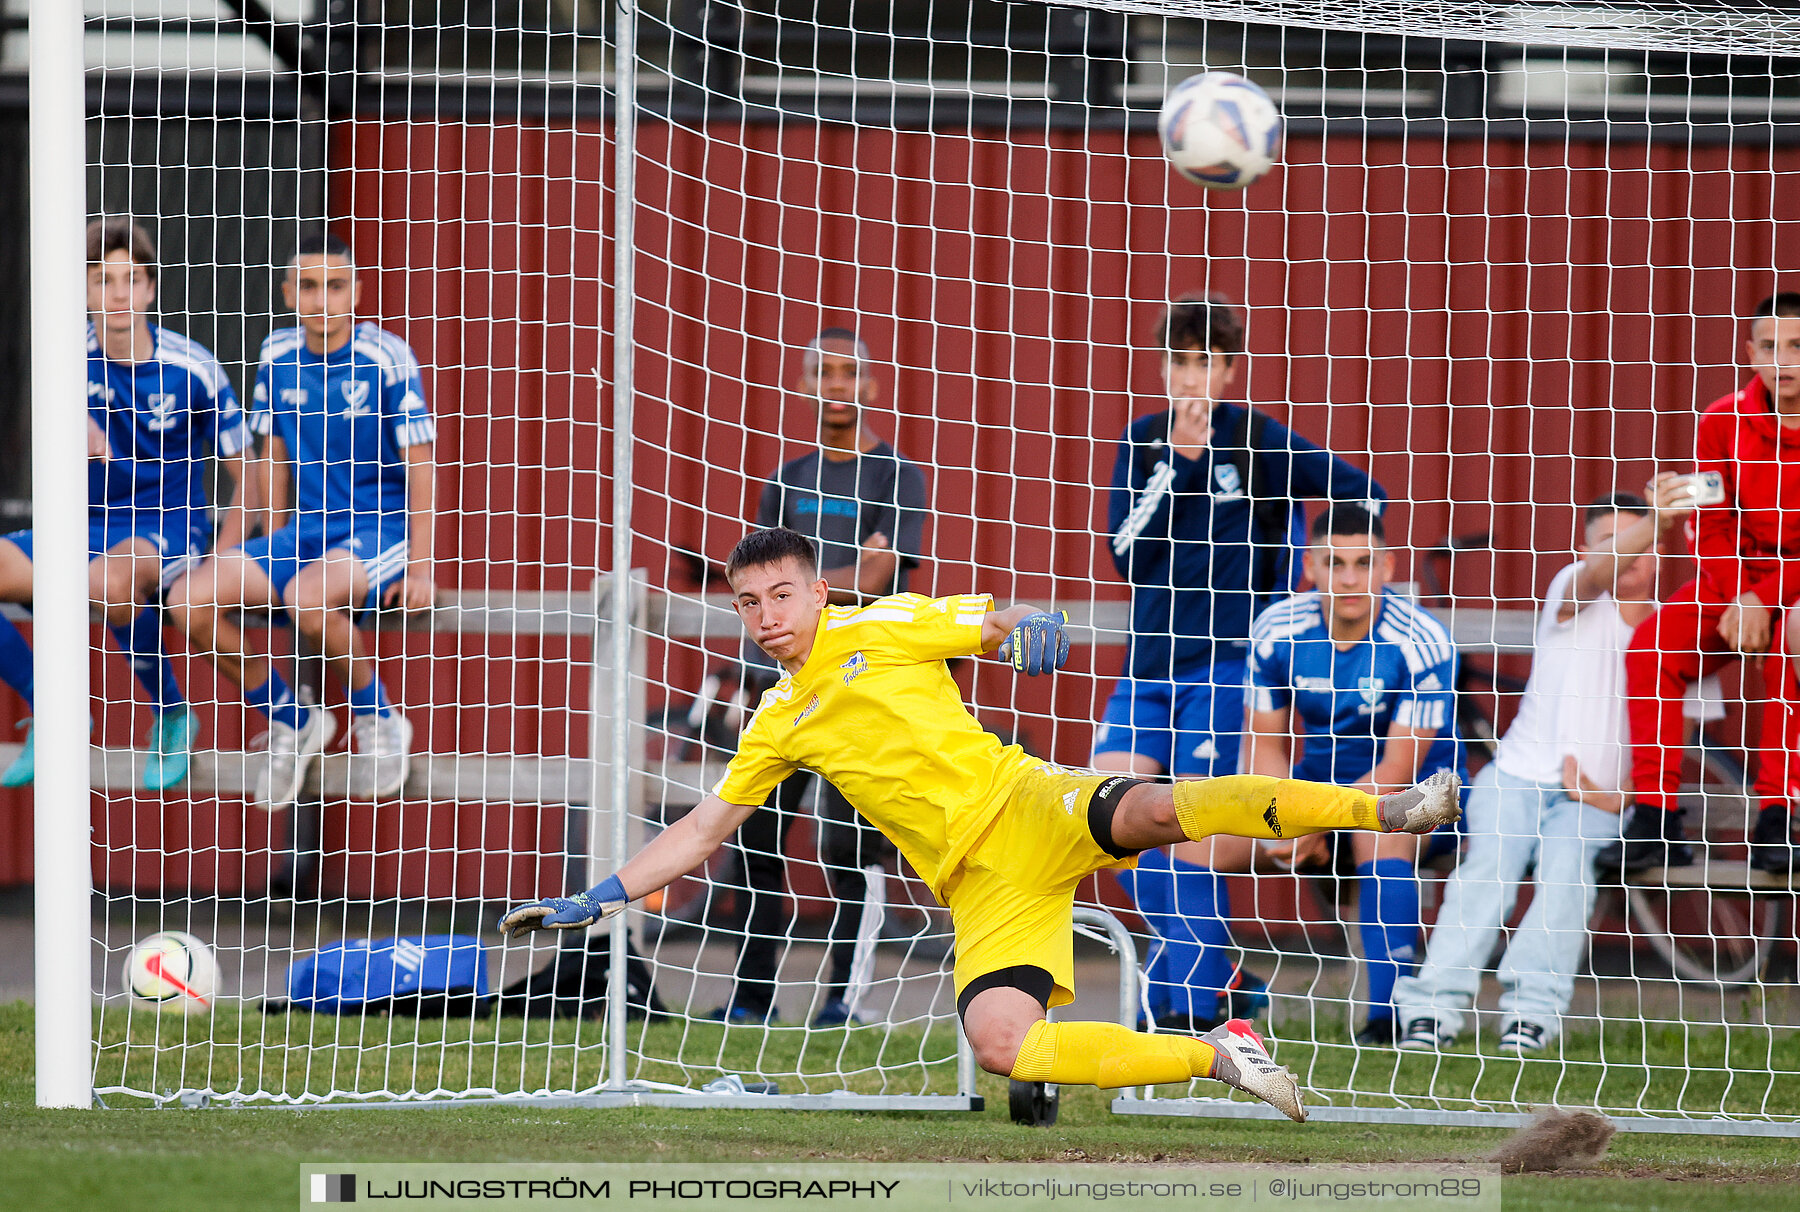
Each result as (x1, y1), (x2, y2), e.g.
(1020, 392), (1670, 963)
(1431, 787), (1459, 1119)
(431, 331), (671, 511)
(501, 527), (1462, 1122)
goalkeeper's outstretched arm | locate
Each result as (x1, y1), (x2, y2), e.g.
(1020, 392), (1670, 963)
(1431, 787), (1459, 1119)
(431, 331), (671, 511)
(498, 793), (759, 937)
(501, 601), (1072, 937)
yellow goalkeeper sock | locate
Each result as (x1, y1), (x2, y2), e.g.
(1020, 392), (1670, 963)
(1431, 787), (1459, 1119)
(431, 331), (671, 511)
(1173, 774), (1380, 842)
(1008, 1020), (1216, 1089)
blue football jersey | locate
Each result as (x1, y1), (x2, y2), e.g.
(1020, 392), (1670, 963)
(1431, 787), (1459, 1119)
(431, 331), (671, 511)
(1248, 589), (1463, 787)
(249, 322), (434, 526)
(87, 322), (248, 524)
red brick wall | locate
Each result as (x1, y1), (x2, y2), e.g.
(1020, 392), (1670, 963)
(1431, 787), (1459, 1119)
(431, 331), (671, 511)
(2, 119), (1795, 896)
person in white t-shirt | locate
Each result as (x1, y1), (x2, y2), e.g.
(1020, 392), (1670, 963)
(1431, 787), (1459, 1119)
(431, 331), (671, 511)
(1393, 478), (1693, 1054)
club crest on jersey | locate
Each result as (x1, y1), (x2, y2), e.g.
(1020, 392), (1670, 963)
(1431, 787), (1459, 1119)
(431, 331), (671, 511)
(840, 651), (869, 685)
(792, 694), (820, 726)
(1357, 677), (1386, 708)
(341, 379), (373, 416)
(144, 393), (179, 432)
(1213, 463), (1244, 497)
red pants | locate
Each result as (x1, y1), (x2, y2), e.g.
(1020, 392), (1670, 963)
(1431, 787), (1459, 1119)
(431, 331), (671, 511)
(1624, 580), (1799, 813)
(1760, 641), (1800, 812)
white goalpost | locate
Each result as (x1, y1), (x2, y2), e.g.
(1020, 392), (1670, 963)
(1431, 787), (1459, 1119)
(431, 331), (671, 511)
(29, 0), (97, 1113)
(25, 0), (1800, 1134)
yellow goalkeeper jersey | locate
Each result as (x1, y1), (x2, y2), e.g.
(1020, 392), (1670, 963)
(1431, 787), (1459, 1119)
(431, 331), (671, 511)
(712, 592), (1039, 900)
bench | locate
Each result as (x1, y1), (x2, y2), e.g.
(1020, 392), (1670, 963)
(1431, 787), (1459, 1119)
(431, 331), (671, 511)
(0, 588), (600, 807)
(1628, 861), (1796, 892)
(0, 585), (618, 899)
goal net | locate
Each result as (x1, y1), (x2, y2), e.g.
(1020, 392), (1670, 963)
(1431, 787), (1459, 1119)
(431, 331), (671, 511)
(23, 0), (1796, 1130)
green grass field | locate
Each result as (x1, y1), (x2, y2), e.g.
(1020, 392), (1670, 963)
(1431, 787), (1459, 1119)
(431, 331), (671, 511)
(4, 1001), (1797, 1212)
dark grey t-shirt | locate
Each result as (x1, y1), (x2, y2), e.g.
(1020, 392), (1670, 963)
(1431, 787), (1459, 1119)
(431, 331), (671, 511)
(742, 442), (929, 672)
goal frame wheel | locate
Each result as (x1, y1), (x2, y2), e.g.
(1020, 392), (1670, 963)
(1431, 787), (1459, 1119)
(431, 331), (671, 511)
(1008, 1079), (1059, 1126)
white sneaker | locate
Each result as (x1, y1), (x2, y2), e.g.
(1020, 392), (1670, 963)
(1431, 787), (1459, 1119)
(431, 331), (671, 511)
(1497, 1020), (1550, 1054)
(349, 709), (412, 800)
(254, 709), (336, 813)
(1202, 1018), (1306, 1123)
(1378, 769), (1464, 834)
(1398, 1016), (1454, 1052)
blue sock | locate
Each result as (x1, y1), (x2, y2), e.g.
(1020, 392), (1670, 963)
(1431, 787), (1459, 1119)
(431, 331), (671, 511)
(244, 670), (307, 731)
(110, 610), (184, 711)
(1167, 858), (1237, 1011)
(347, 677), (392, 718)
(1119, 850), (1236, 1019)
(1357, 858), (1422, 1022)
(1117, 853), (1180, 1018)
(0, 613), (33, 707)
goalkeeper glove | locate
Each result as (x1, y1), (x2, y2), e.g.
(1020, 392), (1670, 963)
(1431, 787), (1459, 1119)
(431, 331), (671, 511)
(498, 873), (630, 939)
(998, 610), (1070, 675)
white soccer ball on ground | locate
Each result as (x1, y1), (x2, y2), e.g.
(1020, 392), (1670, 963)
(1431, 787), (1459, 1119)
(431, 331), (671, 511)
(1158, 71), (1283, 190)
(124, 931), (217, 1012)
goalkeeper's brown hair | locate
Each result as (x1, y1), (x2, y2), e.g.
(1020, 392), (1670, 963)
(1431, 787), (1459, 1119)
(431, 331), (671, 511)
(1751, 292), (1800, 321)
(726, 527), (820, 584)
(1151, 291), (1244, 360)
(86, 217), (157, 282)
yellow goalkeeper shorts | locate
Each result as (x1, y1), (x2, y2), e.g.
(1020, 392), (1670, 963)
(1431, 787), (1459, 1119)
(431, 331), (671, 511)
(944, 766), (1140, 1010)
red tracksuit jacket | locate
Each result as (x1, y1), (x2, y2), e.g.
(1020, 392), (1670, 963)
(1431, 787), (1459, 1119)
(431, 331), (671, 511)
(1692, 374), (1800, 607)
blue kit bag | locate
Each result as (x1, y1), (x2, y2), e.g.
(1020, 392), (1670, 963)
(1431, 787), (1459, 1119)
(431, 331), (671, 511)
(282, 935), (489, 1016)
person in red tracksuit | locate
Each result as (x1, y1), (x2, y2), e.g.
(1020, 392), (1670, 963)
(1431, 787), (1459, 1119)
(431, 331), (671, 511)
(1606, 292), (1800, 876)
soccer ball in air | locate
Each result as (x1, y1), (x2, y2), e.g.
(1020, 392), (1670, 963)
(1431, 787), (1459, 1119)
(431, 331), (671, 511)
(124, 931), (217, 1012)
(1158, 72), (1282, 190)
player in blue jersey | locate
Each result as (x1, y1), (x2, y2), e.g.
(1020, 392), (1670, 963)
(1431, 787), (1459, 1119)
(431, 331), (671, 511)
(1096, 293), (1386, 1031)
(1199, 505), (1465, 1045)
(169, 233), (436, 813)
(0, 218), (250, 791)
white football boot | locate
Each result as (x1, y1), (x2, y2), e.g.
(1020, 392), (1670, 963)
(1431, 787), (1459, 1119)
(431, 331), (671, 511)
(1377, 768), (1464, 834)
(349, 709), (412, 800)
(1202, 1018), (1306, 1123)
(254, 708), (336, 812)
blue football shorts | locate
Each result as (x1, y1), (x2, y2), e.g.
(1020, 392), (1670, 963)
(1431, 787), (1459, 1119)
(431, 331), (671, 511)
(1092, 662), (1248, 779)
(234, 514), (410, 614)
(3, 513), (209, 591)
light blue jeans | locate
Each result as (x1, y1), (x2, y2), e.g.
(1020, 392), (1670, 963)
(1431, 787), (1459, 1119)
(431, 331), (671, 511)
(1393, 762), (1616, 1041)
